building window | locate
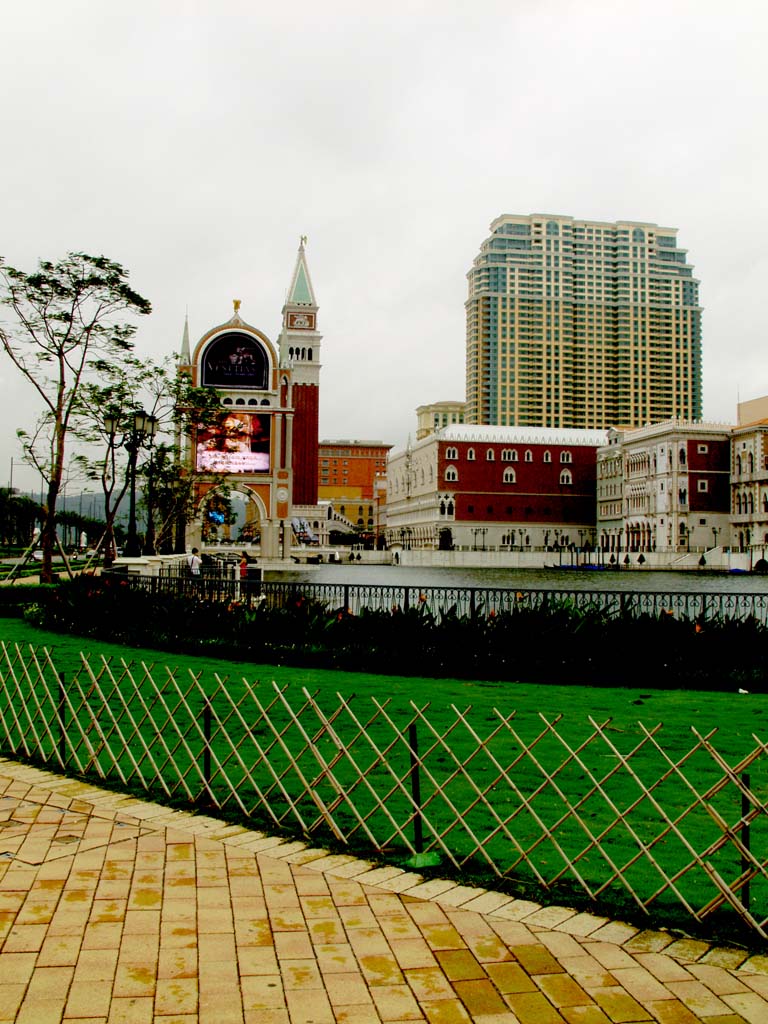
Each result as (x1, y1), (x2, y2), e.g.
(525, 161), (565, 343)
(445, 447), (458, 460)
(501, 449), (512, 462)
(445, 466), (458, 482)
(697, 444), (708, 454)
(486, 448), (495, 461)
(560, 451), (572, 464)
(543, 451), (552, 463)
(560, 469), (573, 485)
(467, 448), (475, 461)
(524, 450), (533, 463)
(698, 479), (708, 492)
(503, 467), (516, 483)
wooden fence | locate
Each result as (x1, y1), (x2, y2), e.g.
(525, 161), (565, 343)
(0, 640), (766, 938)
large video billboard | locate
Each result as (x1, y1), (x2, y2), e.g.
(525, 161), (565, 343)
(196, 413), (271, 473)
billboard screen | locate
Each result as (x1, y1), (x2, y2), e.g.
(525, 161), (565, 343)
(196, 413), (271, 473)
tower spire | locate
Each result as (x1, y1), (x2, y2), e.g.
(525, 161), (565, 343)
(285, 236), (317, 307)
(179, 311), (191, 365)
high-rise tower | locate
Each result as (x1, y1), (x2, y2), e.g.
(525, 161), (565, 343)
(466, 214), (702, 429)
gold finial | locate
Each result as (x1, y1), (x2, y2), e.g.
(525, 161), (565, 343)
(233, 299), (241, 314)
(300, 235), (308, 247)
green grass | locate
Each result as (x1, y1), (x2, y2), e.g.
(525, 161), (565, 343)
(3, 618), (765, 736)
(1, 618), (766, 941)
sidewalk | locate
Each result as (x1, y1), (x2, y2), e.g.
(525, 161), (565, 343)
(0, 758), (766, 1023)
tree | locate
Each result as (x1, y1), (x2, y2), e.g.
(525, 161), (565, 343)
(74, 356), (224, 562)
(0, 488), (40, 548)
(0, 253), (151, 581)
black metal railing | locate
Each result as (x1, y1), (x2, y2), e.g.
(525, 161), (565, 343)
(109, 575), (768, 625)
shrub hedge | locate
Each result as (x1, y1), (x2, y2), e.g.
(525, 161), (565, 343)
(19, 575), (768, 692)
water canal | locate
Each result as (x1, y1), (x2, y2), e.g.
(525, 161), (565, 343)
(266, 563), (768, 595)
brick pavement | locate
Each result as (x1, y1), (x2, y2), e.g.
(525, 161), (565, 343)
(0, 758), (767, 1023)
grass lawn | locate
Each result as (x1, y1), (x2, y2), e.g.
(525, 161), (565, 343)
(1, 618), (766, 938)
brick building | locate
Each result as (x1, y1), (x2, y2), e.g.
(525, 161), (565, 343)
(386, 425), (606, 551)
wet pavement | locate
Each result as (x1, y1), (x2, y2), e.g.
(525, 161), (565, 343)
(0, 757), (767, 1023)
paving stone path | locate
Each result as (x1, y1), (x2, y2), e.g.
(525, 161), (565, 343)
(0, 758), (767, 1023)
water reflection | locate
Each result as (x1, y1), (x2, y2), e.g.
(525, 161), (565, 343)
(266, 563), (768, 594)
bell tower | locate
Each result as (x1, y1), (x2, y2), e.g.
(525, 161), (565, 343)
(278, 237), (322, 505)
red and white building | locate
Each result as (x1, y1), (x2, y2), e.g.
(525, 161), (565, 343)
(596, 420), (731, 554)
(179, 241), (322, 557)
(386, 425), (606, 551)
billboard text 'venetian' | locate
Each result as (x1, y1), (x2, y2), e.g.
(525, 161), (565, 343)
(196, 413), (271, 473)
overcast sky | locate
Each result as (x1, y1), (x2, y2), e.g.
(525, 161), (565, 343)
(1, 0), (766, 494)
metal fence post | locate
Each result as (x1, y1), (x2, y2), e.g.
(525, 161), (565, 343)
(408, 722), (423, 854)
(57, 673), (66, 766)
(742, 771), (751, 914)
(203, 700), (212, 801)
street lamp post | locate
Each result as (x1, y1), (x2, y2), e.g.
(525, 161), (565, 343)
(144, 433), (157, 555)
(105, 410), (158, 559)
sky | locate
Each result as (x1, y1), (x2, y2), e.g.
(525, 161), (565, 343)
(1, 0), (767, 494)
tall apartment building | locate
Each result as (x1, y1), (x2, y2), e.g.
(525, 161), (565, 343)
(466, 214), (702, 430)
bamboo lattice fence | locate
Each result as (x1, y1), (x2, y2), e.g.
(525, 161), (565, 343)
(0, 641), (766, 938)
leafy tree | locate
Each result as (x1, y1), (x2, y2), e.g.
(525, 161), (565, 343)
(0, 488), (40, 548)
(0, 253), (151, 581)
(74, 355), (224, 561)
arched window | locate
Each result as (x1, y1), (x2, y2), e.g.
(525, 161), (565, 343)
(524, 450), (533, 463)
(737, 455), (742, 474)
(467, 448), (475, 461)
(763, 493), (768, 513)
(486, 448), (495, 461)
(736, 494), (742, 514)
(445, 466), (458, 482)
(632, 227), (645, 243)
(560, 469), (573, 485)
(503, 467), (516, 484)
(440, 501), (446, 515)
(510, 449), (518, 462)
(445, 447), (458, 460)
(447, 500), (454, 516)
(679, 447), (686, 466)
(560, 451), (572, 464)
(307, 349), (313, 361)
(749, 493), (755, 514)
(546, 220), (559, 236)
(501, 448), (512, 462)
(543, 450), (552, 464)
(749, 452), (754, 473)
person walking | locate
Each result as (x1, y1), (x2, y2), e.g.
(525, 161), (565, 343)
(187, 548), (202, 576)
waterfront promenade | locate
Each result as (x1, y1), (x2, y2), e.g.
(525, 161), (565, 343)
(1, 759), (768, 1023)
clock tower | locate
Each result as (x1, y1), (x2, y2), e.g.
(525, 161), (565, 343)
(278, 238), (322, 505)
